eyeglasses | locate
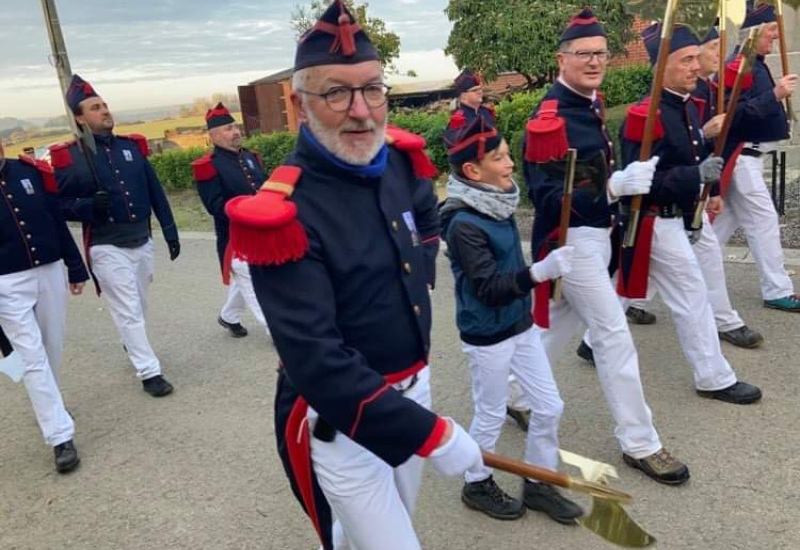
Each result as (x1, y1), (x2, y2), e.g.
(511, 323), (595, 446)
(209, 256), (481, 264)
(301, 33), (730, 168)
(563, 50), (611, 62)
(297, 84), (392, 112)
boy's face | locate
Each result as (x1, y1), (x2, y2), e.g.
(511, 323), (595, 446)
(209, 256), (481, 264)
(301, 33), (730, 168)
(463, 139), (515, 192)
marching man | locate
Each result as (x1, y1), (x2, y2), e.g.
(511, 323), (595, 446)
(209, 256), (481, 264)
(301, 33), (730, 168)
(715, 2), (799, 313)
(52, 75), (177, 397)
(0, 139), (87, 472)
(192, 103), (270, 339)
(453, 69), (496, 125)
(225, 3), (482, 549)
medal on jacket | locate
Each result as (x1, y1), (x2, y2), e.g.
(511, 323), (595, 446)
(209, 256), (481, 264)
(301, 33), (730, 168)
(402, 211), (420, 247)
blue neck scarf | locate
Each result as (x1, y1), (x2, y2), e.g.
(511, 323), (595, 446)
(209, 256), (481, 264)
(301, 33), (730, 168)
(301, 124), (389, 179)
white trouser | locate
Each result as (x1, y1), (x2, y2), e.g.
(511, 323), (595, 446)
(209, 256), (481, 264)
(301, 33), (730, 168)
(219, 259), (269, 335)
(625, 211), (744, 332)
(90, 239), (161, 380)
(309, 367), (431, 550)
(464, 326), (562, 482)
(0, 262), (75, 447)
(646, 218), (738, 390)
(713, 155), (794, 300)
(541, 227), (661, 459)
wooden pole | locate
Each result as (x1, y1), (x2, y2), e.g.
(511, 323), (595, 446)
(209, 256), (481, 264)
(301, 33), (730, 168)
(40, 0), (79, 137)
(717, 0), (727, 115)
(552, 148), (577, 302)
(776, 0), (797, 123)
(623, 0), (682, 248)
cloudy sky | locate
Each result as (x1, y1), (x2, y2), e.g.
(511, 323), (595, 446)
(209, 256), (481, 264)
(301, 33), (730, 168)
(0, 0), (456, 119)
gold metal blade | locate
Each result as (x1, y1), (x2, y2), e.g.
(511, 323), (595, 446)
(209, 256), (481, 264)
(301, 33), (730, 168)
(581, 497), (656, 548)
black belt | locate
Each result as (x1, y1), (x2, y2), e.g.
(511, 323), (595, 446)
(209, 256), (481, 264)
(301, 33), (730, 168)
(654, 204), (683, 219)
(741, 148), (763, 158)
(312, 373), (421, 443)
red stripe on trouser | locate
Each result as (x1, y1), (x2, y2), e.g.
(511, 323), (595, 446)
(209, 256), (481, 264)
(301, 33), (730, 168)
(285, 397), (324, 546)
(616, 214), (656, 299)
(222, 242), (233, 286)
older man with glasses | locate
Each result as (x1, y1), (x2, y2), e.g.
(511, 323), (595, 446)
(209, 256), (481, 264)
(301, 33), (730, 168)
(224, 2), (484, 549)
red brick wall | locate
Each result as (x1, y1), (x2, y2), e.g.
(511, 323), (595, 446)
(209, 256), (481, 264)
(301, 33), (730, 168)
(609, 17), (651, 67)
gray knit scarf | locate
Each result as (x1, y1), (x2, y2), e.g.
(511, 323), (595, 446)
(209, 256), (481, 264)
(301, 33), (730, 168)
(443, 174), (520, 221)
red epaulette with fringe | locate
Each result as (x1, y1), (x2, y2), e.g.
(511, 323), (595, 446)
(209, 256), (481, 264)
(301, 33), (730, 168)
(49, 141), (75, 170)
(524, 99), (569, 163)
(725, 55), (754, 91)
(385, 125), (438, 180)
(119, 133), (151, 157)
(191, 154), (217, 182)
(623, 97), (665, 143)
(225, 165), (308, 266)
(18, 154), (58, 194)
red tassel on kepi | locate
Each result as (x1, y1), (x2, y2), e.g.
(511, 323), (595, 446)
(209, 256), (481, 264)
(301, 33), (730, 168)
(623, 98), (665, 143)
(725, 55), (754, 90)
(386, 125), (438, 180)
(225, 165), (309, 266)
(525, 99), (568, 163)
(295, 0), (379, 70)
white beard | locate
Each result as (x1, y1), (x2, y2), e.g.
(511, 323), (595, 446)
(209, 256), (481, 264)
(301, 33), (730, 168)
(306, 112), (386, 166)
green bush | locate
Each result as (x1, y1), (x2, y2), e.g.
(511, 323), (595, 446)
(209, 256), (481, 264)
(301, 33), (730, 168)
(494, 87), (549, 140)
(389, 110), (450, 174)
(243, 132), (298, 174)
(601, 64), (652, 108)
(150, 147), (207, 191)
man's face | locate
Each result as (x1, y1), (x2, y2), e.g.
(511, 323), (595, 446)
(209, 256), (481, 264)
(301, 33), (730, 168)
(664, 45), (701, 94)
(460, 86), (484, 109)
(698, 38), (720, 75)
(757, 22), (779, 55)
(209, 122), (242, 152)
(293, 61), (387, 166)
(464, 139), (515, 192)
(76, 97), (114, 134)
(557, 36), (609, 94)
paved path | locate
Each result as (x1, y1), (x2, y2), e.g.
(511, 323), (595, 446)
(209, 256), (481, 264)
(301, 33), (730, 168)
(1, 234), (798, 550)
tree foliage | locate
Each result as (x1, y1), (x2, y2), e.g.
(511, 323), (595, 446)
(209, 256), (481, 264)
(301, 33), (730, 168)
(445, 0), (634, 88)
(290, 1), (403, 73)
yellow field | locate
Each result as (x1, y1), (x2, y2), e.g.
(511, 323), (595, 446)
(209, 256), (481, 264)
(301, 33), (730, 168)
(4, 112), (242, 157)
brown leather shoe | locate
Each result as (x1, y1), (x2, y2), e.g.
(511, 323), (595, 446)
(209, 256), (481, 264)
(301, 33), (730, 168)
(623, 448), (690, 485)
(626, 306), (657, 325)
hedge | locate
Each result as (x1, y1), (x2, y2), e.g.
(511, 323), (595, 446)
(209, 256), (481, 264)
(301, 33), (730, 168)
(150, 65), (650, 191)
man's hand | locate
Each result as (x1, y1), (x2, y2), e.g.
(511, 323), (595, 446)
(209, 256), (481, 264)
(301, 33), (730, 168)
(699, 155), (724, 185)
(69, 282), (85, 296)
(167, 240), (181, 261)
(531, 245), (575, 283)
(91, 191), (112, 221)
(775, 74), (798, 101)
(706, 196), (724, 216)
(428, 418), (484, 477)
(702, 114), (725, 139)
(608, 156), (659, 198)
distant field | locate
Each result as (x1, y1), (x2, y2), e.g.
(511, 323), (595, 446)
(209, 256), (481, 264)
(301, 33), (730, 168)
(5, 112), (242, 157)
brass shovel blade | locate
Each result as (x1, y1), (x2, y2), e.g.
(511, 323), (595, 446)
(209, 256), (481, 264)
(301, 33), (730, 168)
(581, 497), (656, 548)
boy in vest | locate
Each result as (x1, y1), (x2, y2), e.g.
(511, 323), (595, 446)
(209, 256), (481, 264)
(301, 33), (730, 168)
(440, 114), (581, 523)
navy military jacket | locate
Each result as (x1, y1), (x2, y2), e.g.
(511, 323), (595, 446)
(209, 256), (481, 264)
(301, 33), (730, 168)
(252, 128), (441, 467)
(693, 77), (718, 124)
(193, 146), (265, 267)
(51, 134), (178, 243)
(724, 54), (789, 157)
(456, 103), (496, 126)
(525, 80), (616, 255)
(0, 157), (88, 282)
(621, 91), (705, 218)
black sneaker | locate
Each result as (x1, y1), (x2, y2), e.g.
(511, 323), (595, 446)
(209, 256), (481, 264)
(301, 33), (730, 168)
(218, 317), (248, 338)
(576, 341), (595, 367)
(54, 440), (80, 473)
(523, 480), (583, 524)
(626, 306), (657, 325)
(142, 375), (174, 397)
(506, 407), (530, 432)
(461, 476), (526, 520)
(719, 326), (764, 349)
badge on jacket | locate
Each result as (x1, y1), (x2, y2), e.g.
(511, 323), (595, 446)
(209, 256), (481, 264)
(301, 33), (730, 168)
(123, 149), (134, 162)
(402, 211), (420, 247)
(20, 179), (35, 195)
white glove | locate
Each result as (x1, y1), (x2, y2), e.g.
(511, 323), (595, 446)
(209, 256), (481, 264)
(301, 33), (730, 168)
(531, 245), (575, 283)
(608, 156), (660, 198)
(428, 418), (484, 477)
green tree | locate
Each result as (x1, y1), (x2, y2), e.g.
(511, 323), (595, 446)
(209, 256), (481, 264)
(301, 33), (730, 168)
(290, 1), (406, 74)
(445, 0), (634, 89)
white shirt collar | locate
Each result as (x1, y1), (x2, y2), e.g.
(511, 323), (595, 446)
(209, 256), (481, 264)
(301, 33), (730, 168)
(558, 77), (597, 102)
(665, 87), (691, 102)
